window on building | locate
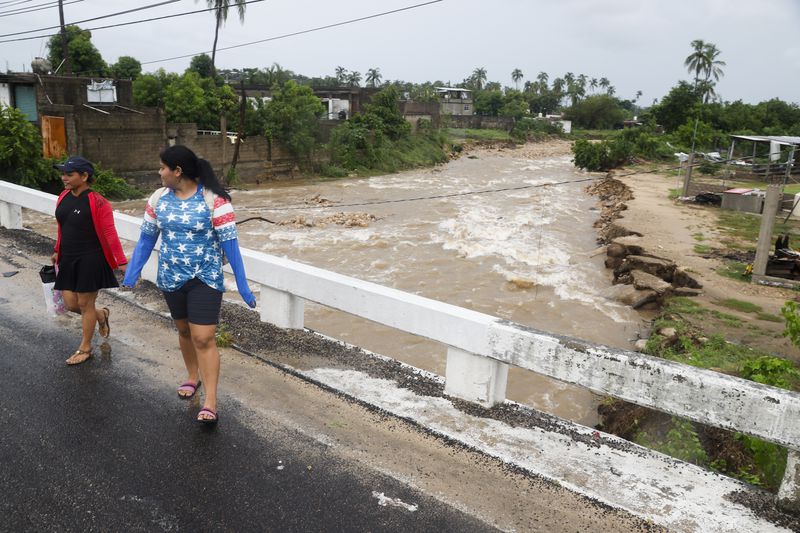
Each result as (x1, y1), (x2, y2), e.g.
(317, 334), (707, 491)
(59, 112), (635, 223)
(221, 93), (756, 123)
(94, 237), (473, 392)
(13, 85), (37, 121)
(87, 79), (117, 103)
(464, 104), (470, 111)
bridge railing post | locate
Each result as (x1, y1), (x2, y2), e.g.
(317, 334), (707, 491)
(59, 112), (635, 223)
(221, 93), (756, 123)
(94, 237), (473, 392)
(259, 283), (304, 329)
(444, 346), (508, 407)
(778, 449), (800, 512)
(0, 200), (22, 229)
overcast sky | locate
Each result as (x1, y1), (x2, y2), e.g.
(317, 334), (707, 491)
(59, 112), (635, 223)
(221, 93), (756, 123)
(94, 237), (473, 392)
(2, 0), (799, 105)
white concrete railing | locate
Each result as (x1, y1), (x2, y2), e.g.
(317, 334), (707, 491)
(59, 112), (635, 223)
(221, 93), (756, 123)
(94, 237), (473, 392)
(3, 179), (800, 506)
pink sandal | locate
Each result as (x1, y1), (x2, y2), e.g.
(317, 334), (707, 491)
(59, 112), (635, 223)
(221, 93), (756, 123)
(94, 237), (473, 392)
(177, 380), (201, 399)
(197, 407), (218, 425)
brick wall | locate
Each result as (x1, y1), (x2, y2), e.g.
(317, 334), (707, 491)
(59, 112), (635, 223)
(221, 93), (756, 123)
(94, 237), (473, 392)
(444, 115), (513, 130)
(77, 108), (167, 173)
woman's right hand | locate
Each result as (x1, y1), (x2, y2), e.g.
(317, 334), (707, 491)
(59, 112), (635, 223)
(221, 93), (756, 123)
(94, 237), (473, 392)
(51, 252), (57, 264)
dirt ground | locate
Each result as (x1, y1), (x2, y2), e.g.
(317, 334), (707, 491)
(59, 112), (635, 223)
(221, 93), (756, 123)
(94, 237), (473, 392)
(612, 168), (800, 362)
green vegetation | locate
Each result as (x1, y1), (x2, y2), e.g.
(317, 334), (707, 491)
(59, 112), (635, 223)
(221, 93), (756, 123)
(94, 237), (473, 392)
(717, 261), (752, 282)
(445, 128), (511, 142)
(263, 81), (326, 161)
(46, 25), (106, 76)
(716, 298), (762, 313)
(90, 166), (143, 201)
(325, 87), (450, 176)
(693, 244), (712, 254)
(636, 296), (800, 488)
(0, 106), (58, 188)
(215, 324), (234, 347)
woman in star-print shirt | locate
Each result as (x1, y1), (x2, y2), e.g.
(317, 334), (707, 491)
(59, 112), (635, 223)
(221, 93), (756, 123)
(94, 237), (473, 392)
(123, 145), (256, 425)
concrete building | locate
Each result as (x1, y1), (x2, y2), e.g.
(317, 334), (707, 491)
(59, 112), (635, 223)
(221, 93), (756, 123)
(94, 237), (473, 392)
(436, 87), (473, 116)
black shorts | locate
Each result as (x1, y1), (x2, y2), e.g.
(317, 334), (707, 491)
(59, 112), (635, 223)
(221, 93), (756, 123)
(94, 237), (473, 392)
(162, 278), (223, 325)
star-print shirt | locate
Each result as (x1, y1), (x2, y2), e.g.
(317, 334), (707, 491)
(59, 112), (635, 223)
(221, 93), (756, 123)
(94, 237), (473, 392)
(140, 186), (237, 292)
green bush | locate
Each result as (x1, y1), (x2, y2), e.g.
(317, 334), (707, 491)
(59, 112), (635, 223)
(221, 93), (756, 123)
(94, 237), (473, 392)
(0, 105), (59, 188)
(510, 117), (562, 142)
(90, 166), (143, 201)
(571, 139), (630, 171)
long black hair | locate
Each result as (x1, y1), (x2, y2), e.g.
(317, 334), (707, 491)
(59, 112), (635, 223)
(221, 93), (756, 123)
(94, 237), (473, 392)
(159, 144), (231, 201)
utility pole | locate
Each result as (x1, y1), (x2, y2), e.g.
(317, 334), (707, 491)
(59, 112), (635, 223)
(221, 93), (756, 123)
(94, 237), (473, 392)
(682, 153), (694, 197)
(228, 78), (247, 183)
(58, 0), (72, 75)
(752, 147), (796, 278)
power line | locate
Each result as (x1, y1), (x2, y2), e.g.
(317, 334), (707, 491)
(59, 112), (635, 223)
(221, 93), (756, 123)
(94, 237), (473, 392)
(236, 150), (796, 215)
(237, 176), (598, 213)
(0, 0), (83, 17)
(0, 0), (35, 8)
(0, 0), (185, 38)
(0, 0), (265, 43)
(140, 0), (444, 65)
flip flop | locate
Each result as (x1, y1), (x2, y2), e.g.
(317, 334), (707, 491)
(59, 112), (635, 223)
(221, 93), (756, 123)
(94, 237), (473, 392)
(66, 349), (93, 365)
(98, 307), (110, 338)
(196, 407), (218, 425)
(177, 380), (202, 399)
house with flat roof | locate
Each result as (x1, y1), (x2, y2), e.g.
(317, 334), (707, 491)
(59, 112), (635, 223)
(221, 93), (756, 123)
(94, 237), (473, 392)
(436, 87), (473, 116)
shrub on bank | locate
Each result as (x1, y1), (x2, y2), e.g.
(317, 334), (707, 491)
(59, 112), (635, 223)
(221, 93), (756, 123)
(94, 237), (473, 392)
(623, 296), (800, 490)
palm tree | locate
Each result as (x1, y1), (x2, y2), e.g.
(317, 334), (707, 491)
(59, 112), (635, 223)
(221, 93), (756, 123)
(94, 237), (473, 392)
(684, 39), (708, 89)
(536, 71), (548, 83)
(335, 66), (347, 85)
(684, 39), (726, 103)
(598, 77), (610, 92)
(365, 67), (382, 88)
(511, 68), (523, 90)
(472, 67), (487, 90)
(347, 71), (362, 87)
(199, 0), (247, 74)
(590, 77), (598, 93)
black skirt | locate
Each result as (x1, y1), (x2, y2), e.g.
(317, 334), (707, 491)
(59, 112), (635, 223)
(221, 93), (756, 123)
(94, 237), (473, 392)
(54, 250), (119, 293)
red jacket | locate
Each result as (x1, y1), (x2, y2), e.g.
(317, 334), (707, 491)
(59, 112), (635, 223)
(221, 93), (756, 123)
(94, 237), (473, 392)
(54, 190), (128, 269)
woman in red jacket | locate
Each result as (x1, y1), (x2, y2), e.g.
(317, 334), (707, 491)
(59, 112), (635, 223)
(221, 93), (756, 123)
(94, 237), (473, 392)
(51, 156), (128, 365)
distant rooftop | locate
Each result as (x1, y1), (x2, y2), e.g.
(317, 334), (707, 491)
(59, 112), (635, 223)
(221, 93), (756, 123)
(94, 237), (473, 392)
(435, 87), (472, 92)
(730, 134), (800, 146)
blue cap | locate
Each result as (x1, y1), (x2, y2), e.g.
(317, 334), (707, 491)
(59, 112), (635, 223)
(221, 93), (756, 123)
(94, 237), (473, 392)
(54, 156), (94, 176)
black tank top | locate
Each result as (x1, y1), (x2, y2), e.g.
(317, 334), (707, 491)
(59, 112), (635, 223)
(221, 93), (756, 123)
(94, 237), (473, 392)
(56, 190), (102, 257)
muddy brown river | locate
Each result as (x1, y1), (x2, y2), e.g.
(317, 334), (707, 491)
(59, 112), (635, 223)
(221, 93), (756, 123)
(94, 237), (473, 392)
(29, 145), (647, 425)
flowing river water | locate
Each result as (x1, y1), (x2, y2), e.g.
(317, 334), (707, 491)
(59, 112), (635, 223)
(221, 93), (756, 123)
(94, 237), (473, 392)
(34, 142), (647, 426)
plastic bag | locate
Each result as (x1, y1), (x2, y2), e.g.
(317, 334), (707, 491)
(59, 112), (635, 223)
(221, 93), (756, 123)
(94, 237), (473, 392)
(39, 265), (66, 316)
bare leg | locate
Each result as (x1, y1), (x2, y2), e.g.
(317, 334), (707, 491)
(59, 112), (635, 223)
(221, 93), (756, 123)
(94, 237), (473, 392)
(175, 318), (201, 397)
(189, 323), (219, 419)
(65, 291), (99, 364)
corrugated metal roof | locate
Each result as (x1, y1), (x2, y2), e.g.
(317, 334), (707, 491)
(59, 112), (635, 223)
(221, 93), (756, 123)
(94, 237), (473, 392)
(730, 134), (800, 145)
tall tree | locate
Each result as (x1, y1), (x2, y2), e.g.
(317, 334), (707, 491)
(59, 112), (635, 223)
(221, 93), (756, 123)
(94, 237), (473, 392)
(263, 81), (325, 160)
(684, 39), (725, 102)
(365, 68), (382, 88)
(684, 39), (709, 88)
(335, 66), (348, 86)
(187, 54), (214, 78)
(46, 25), (106, 76)
(472, 67), (487, 90)
(109, 56), (141, 80)
(198, 0), (247, 74)
(511, 68), (523, 90)
(347, 71), (362, 87)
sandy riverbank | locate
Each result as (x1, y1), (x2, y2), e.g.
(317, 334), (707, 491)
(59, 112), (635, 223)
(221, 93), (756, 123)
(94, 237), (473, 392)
(605, 167), (800, 361)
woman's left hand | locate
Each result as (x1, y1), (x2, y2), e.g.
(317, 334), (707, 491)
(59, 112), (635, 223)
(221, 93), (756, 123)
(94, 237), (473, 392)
(118, 264), (128, 274)
(240, 287), (257, 308)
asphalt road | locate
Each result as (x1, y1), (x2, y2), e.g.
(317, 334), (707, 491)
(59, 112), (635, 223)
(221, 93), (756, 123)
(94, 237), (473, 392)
(0, 305), (496, 533)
